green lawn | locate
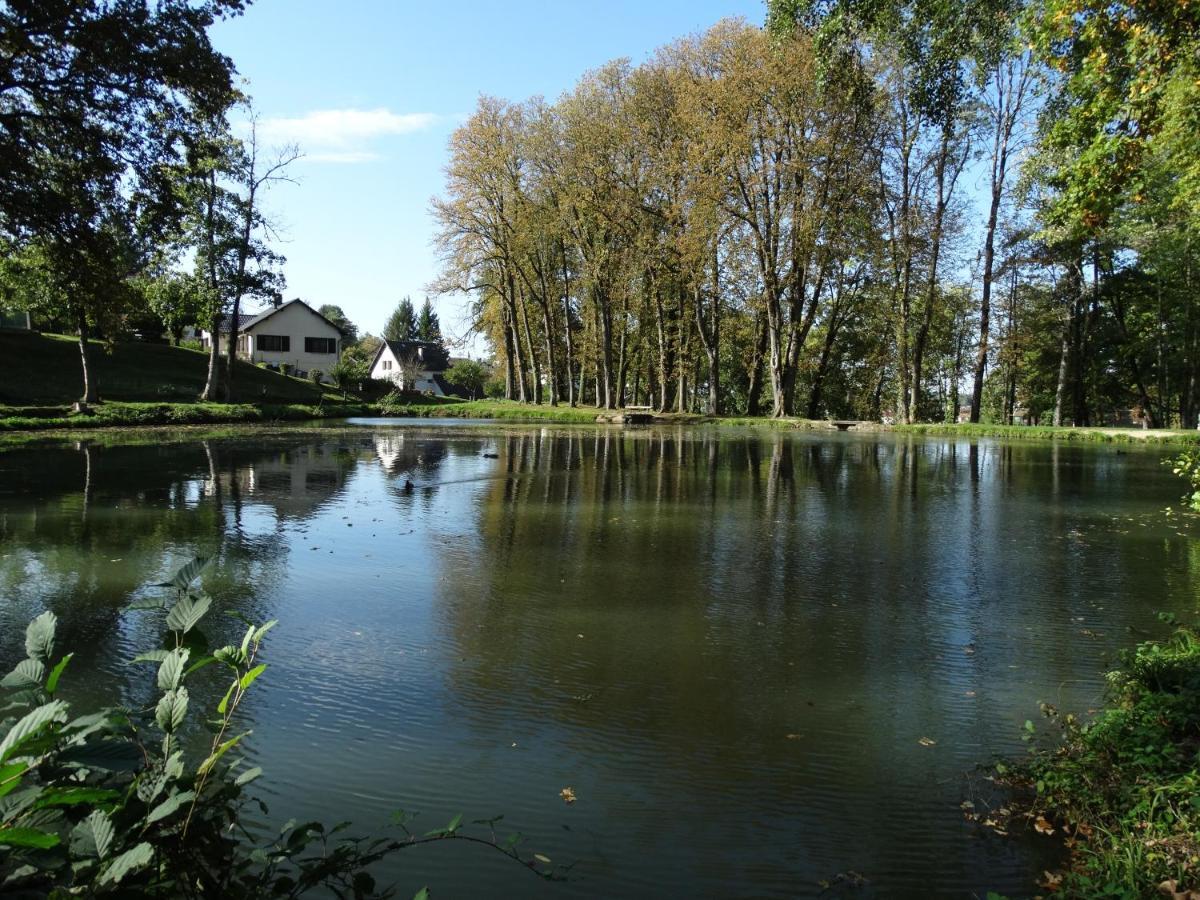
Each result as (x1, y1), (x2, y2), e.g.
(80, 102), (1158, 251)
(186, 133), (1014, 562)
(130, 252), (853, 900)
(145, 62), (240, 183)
(0, 331), (337, 406)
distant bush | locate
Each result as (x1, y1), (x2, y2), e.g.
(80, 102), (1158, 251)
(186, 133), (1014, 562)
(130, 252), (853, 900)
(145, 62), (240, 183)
(179, 339), (203, 352)
(308, 368), (323, 385)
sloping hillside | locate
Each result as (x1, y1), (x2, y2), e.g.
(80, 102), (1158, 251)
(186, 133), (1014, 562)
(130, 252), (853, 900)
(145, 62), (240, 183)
(0, 332), (336, 405)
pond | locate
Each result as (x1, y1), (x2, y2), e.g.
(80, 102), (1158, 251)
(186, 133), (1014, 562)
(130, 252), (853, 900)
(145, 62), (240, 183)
(1, 422), (1196, 897)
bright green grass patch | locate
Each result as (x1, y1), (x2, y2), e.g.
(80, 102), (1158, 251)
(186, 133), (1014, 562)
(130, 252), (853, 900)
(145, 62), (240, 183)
(895, 422), (1200, 445)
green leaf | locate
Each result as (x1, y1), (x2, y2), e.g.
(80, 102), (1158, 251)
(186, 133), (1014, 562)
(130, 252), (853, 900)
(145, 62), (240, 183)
(97, 841), (153, 885)
(34, 787), (120, 809)
(445, 813), (463, 834)
(24, 611), (56, 662)
(197, 731), (249, 776)
(131, 650), (171, 665)
(238, 664), (267, 691)
(0, 761), (28, 799)
(216, 680), (236, 716)
(413, 889), (429, 900)
(58, 740), (143, 773)
(0, 700), (68, 763)
(157, 649), (189, 692)
(155, 687), (188, 734)
(160, 555), (210, 591)
(144, 790), (195, 826)
(183, 656), (215, 678)
(166, 593), (212, 634)
(1, 658), (46, 690)
(234, 766), (262, 786)
(45, 653), (73, 696)
(0, 826), (60, 849)
(253, 620), (278, 644)
(70, 809), (115, 859)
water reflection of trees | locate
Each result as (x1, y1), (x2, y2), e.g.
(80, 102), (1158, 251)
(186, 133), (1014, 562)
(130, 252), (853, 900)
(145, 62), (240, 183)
(434, 429), (1195, 890)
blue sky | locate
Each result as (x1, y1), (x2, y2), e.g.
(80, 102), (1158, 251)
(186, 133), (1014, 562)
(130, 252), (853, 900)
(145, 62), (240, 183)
(210, 0), (766, 352)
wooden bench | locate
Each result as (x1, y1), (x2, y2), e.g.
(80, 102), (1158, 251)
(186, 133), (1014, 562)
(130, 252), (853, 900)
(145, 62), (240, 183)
(831, 420), (858, 432)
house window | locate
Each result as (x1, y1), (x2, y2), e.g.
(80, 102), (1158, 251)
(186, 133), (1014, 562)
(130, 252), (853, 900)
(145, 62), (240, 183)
(257, 334), (289, 352)
(382, 359), (392, 371)
(305, 337), (337, 354)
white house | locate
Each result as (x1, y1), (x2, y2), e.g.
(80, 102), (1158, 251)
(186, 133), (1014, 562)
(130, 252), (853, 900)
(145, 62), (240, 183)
(200, 299), (343, 381)
(369, 339), (449, 395)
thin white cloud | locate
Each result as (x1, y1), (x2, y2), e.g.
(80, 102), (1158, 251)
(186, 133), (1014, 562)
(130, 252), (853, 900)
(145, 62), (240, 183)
(255, 108), (439, 164)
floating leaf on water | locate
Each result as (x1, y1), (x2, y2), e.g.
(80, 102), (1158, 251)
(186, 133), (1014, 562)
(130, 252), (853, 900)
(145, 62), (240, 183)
(534, 853), (552, 864)
(560, 787), (576, 804)
(917, 737), (937, 747)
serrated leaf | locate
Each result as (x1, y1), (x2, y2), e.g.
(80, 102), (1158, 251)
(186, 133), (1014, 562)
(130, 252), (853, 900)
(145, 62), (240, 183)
(71, 809), (115, 859)
(0, 700), (68, 763)
(145, 790), (195, 826)
(97, 841), (153, 885)
(24, 611), (56, 662)
(238, 664), (266, 691)
(160, 555), (210, 591)
(0, 826), (60, 849)
(156, 649), (189, 692)
(45, 653), (73, 696)
(1, 659), (46, 690)
(155, 687), (188, 734)
(34, 787), (120, 809)
(165, 593), (211, 634)
(197, 731), (248, 776)
(214, 645), (246, 667)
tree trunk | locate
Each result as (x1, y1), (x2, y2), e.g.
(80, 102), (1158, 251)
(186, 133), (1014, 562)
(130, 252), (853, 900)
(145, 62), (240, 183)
(201, 313), (222, 401)
(746, 310), (768, 416)
(76, 307), (98, 404)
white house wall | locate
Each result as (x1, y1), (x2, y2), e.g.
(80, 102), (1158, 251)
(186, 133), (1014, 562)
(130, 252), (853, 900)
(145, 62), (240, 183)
(369, 345), (444, 396)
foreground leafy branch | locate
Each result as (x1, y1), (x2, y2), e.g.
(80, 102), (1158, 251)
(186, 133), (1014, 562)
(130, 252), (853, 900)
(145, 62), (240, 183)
(0, 557), (563, 897)
(996, 622), (1200, 897)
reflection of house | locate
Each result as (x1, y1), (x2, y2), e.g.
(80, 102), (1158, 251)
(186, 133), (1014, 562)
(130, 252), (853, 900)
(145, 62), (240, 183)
(199, 298), (343, 381)
(222, 445), (353, 519)
(369, 340), (449, 395)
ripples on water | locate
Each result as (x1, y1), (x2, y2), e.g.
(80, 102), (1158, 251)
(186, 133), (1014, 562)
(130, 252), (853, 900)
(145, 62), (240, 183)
(0, 424), (1196, 897)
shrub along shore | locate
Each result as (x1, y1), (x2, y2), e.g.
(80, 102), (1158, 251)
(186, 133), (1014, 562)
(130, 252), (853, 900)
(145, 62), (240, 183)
(4, 397), (1200, 444)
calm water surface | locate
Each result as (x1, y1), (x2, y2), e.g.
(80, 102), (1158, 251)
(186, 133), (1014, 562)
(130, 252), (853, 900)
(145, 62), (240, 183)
(1, 422), (1197, 898)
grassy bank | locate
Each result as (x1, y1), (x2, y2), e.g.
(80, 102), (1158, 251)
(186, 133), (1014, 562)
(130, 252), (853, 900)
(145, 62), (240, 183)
(0, 331), (337, 405)
(0, 401), (375, 432)
(997, 624), (1200, 896)
(392, 398), (834, 428)
(894, 421), (1200, 445)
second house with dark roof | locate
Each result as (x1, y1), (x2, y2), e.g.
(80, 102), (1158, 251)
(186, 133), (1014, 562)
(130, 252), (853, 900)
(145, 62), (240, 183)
(369, 339), (451, 396)
(199, 298), (345, 381)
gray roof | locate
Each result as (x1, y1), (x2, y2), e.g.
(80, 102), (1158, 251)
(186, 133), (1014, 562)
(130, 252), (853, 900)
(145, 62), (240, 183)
(375, 339), (448, 372)
(216, 299), (346, 335)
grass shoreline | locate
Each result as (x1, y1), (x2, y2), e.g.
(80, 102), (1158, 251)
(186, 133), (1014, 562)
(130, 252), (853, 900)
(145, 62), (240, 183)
(3, 397), (1200, 444)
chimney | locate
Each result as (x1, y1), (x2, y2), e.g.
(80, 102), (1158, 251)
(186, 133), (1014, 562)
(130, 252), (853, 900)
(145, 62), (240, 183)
(271, 293), (283, 309)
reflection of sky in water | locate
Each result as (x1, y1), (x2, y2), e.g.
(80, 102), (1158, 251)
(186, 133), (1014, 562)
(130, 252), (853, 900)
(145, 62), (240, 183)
(0, 426), (1196, 898)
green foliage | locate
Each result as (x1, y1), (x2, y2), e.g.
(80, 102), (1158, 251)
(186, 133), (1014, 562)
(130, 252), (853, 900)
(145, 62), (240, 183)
(415, 299), (442, 345)
(383, 298), (418, 343)
(1002, 624), (1200, 896)
(1170, 448), (1200, 510)
(0, 555), (563, 897)
(444, 359), (488, 400)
